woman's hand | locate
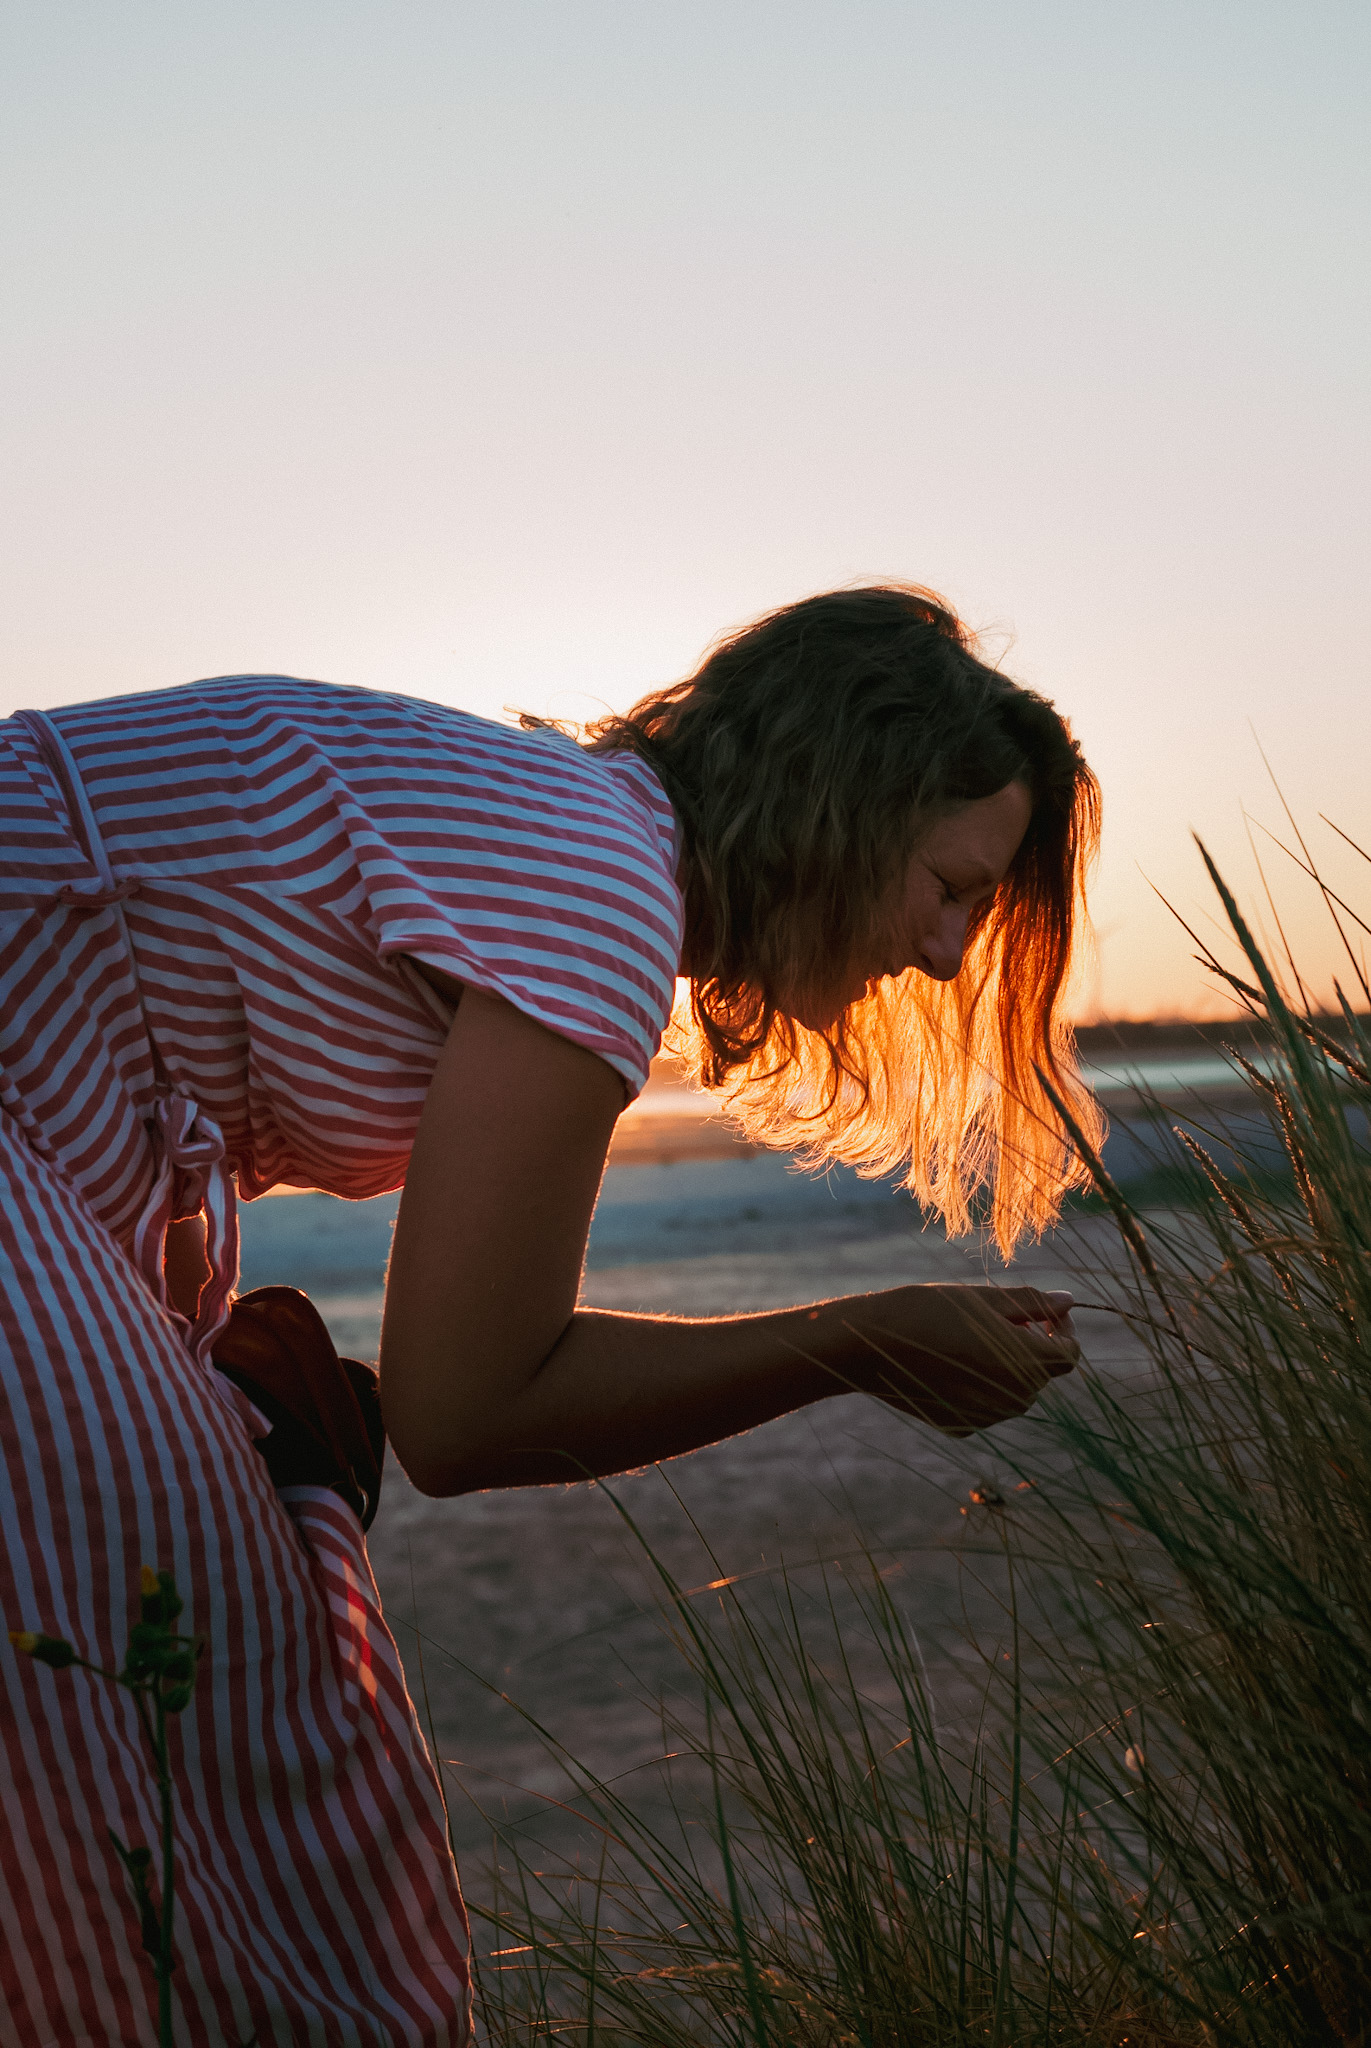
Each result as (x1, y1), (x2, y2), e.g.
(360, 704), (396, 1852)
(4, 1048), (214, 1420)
(839, 1283), (1080, 1436)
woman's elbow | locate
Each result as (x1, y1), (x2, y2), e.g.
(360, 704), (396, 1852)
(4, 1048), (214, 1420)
(379, 1324), (575, 1497)
(386, 1424), (485, 1499)
(387, 1431), (575, 1498)
(380, 1380), (483, 1497)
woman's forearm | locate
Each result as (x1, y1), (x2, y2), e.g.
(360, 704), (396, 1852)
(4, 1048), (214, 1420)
(396, 1295), (852, 1495)
(385, 1279), (1079, 1496)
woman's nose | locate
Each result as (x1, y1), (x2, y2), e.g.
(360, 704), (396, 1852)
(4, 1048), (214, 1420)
(922, 908), (969, 981)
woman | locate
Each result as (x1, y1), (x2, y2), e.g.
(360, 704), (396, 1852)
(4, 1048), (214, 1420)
(0, 584), (1096, 2044)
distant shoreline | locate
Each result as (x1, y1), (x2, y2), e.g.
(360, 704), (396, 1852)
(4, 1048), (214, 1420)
(260, 1012), (1370, 1182)
(1073, 1011), (1367, 1057)
(612, 1011), (1370, 1168)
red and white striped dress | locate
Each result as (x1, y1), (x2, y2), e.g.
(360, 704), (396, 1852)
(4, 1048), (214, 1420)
(0, 676), (682, 2046)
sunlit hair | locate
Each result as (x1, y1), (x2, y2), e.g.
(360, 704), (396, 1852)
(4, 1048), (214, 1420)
(535, 584), (1103, 1255)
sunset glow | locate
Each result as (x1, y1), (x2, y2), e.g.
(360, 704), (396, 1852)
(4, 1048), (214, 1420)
(2, 4), (1365, 1018)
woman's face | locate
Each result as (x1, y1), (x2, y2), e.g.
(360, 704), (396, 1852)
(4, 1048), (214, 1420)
(788, 779), (1034, 1030)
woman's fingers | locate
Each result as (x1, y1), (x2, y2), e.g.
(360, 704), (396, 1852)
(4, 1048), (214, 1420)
(931, 1285), (1080, 1354)
(986, 1287), (1080, 1359)
(1016, 1318), (1080, 1377)
(859, 1282), (1083, 1433)
(995, 1285), (1076, 1327)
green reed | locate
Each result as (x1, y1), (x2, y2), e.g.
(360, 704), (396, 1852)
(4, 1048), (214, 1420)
(468, 833), (1371, 2046)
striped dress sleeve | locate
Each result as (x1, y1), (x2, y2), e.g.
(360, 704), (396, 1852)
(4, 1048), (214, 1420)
(61, 678), (686, 1103)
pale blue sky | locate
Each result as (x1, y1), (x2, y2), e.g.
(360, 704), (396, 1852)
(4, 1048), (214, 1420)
(3, 2), (1367, 1014)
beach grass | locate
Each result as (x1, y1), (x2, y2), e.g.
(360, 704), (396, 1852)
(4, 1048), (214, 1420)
(468, 841), (1371, 2046)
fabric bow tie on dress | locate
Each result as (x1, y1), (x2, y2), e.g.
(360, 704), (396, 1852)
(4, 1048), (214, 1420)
(52, 877), (142, 909)
(131, 1088), (261, 1435)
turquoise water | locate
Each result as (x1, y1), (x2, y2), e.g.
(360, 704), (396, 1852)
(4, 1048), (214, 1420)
(237, 1153), (912, 1297)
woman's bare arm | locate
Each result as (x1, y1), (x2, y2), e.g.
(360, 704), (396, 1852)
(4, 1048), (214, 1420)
(380, 989), (1079, 1497)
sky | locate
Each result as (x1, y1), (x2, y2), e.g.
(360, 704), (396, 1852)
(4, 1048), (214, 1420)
(2, 2), (1367, 1019)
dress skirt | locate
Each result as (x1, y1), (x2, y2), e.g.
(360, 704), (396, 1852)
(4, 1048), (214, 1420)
(0, 1110), (471, 2044)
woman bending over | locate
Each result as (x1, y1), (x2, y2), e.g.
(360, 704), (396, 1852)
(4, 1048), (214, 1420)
(0, 584), (1096, 2044)
(386, 584), (1097, 1491)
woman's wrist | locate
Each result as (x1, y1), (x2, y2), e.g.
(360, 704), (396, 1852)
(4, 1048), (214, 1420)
(772, 1287), (927, 1400)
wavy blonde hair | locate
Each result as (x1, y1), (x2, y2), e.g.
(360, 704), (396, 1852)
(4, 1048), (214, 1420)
(553, 584), (1102, 1255)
